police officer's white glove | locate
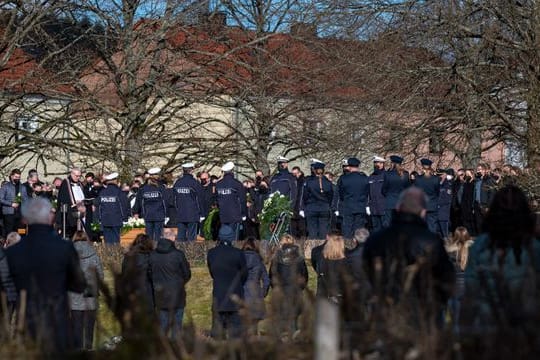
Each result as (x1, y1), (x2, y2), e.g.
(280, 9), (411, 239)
(334, 211), (339, 216)
(366, 207), (371, 216)
(242, 216), (247, 221)
(200, 217), (205, 222)
(299, 210), (305, 218)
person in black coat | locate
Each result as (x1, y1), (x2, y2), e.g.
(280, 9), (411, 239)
(413, 159), (440, 234)
(270, 156), (298, 206)
(315, 233), (351, 305)
(173, 163), (204, 241)
(459, 169), (476, 235)
(215, 162), (247, 240)
(241, 238), (270, 334)
(290, 167), (306, 238)
(96, 173), (130, 244)
(337, 157), (370, 239)
(362, 187), (455, 328)
(121, 233), (155, 319)
(381, 156), (409, 227)
(300, 160), (334, 239)
(6, 197), (86, 353)
(207, 225), (248, 339)
(345, 228), (371, 324)
(269, 236), (308, 338)
(56, 167), (87, 239)
(150, 228), (191, 338)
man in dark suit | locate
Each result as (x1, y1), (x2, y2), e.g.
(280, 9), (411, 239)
(6, 197), (86, 353)
(207, 225), (247, 339)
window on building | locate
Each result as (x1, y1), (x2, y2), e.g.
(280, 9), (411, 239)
(15, 115), (39, 141)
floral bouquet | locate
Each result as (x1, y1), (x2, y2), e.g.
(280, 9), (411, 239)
(14, 192), (22, 204)
(91, 222), (101, 233)
(202, 208), (219, 240)
(258, 191), (292, 241)
(121, 217), (146, 234)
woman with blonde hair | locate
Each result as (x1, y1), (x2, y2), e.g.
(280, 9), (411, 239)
(316, 232), (351, 305)
(446, 226), (473, 333)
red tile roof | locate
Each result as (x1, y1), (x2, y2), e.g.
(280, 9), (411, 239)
(0, 46), (74, 96)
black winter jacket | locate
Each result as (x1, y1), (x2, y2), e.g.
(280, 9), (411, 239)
(270, 244), (308, 295)
(207, 242), (248, 312)
(362, 212), (455, 306)
(150, 239), (191, 310)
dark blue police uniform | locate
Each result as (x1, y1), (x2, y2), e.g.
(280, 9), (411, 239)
(215, 173), (247, 239)
(96, 183), (130, 244)
(414, 174), (440, 234)
(368, 169), (385, 232)
(173, 174), (204, 241)
(382, 169), (410, 227)
(437, 178), (453, 239)
(301, 174), (334, 239)
(270, 169), (297, 206)
(337, 171), (369, 238)
(133, 183), (169, 241)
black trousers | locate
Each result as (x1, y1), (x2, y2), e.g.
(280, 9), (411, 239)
(211, 311), (242, 339)
(71, 310), (96, 350)
(3, 214), (21, 237)
(290, 216), (306, 239)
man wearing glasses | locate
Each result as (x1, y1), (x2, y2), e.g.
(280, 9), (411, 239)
(56, 167), (86, 239)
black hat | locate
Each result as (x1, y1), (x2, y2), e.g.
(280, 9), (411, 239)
(436, 168), (445, 174)
(445, 168), (455, 177)
(311, 159), (325, 169)
(420, 158), (433, 167)
(389, 155), (403, 164)
(347, 157), (361, 167)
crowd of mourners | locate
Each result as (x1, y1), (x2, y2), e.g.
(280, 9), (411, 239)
(0, 154), (539, 354)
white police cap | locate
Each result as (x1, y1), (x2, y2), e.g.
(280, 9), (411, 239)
(104, 172), (119, 181)
(373, 156), (386, 162)
(277, 156), (289, 163)
(148, 167), (161, 175)
(221, 161), (235, 172)
(182, 162), (195, 169)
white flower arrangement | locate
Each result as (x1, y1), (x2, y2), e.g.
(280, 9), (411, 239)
(122, 217), (145, 232)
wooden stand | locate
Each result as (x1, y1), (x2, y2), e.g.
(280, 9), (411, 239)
(120, 228), (146, 247)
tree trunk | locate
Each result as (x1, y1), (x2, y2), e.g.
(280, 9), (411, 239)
(461, 126), (482, 169)
(526, 90), (540, 169)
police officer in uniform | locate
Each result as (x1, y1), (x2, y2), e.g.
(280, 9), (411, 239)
(300, 159), (334, 239)
(414, 159), (440, 234)
(337, 157), (370, 239)
(382, 155), (409, 227)
(215, 162), (247, 240)
(270, 156), (297, 206)
(437, 168), (454, 239)
(133, 167), (169, 241)
(368, 156), (386, 232)
(173, 162), (204, 241)
(96, 172), (130, 244)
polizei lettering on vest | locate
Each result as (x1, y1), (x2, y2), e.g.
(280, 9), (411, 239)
(218, 188), (233, 195)
(143, 192), (161, 199)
